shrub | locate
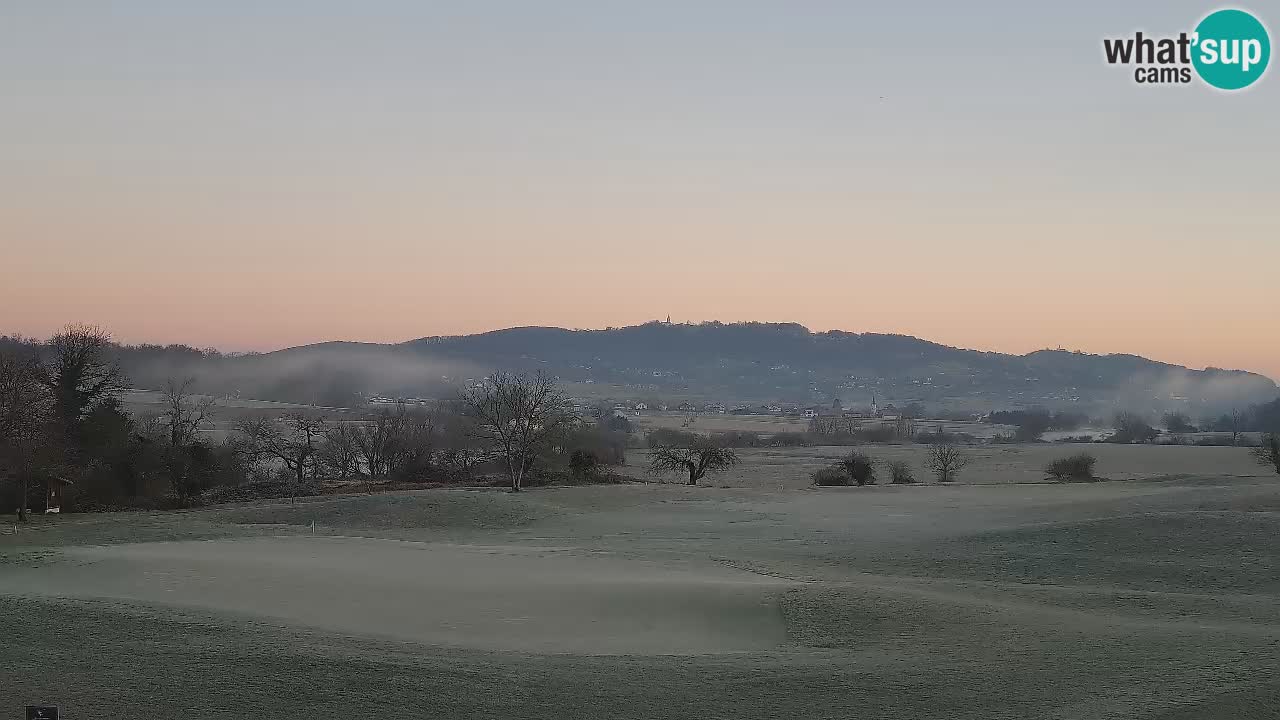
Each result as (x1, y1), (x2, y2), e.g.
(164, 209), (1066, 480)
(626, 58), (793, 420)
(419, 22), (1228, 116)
(1254, 433), (1280, 476)
(1044, 453), (1097, 481)
(812, 465), (852, 486)
(840, 451), (877, 486)
(568, 450), (601, 481)
(887, 460), (916, 484)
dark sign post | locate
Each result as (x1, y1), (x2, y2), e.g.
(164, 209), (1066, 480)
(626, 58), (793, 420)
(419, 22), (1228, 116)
(26, 707), (59, 720)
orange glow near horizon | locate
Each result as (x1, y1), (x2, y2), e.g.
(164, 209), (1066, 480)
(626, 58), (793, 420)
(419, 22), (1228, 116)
(2, 4), (1278, 381)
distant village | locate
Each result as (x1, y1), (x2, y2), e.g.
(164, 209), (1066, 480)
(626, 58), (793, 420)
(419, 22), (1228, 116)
(366, 390), (939, 423)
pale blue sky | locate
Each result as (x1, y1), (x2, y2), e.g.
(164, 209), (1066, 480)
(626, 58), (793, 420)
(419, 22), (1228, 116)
(2, 2), (1277, 376)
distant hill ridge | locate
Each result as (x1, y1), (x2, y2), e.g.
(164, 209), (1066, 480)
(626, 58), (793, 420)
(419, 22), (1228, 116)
(396, 321), (1273, 412)
(3, 321), (1275, 413)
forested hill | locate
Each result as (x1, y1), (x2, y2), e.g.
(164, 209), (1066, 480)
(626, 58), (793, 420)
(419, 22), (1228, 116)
(2, 321), (1275, 414)
(403, 322), (1276, 413)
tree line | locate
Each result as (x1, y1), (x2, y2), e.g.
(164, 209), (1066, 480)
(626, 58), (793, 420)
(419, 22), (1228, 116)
(0, 326), (631, 518)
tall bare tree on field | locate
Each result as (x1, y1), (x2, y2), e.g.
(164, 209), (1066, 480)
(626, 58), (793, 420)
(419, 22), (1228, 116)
(40, 324), (126, 437)
(237, 414), (327, 501)
(0, 352), (54, 520)
(352, 403), (438, 482)
(460, 372), (576, 491)
(1254, 433), (1280, 476)
(320, 422), (363, 480)
(926, 442), (969, 483)
(162, 377), (216, 447)
(157, 377), (218, 501)
(435, 405), (489, 481)
(648, 437), (738, 486)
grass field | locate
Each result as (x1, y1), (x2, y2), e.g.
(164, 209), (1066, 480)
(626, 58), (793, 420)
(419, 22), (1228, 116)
(4, 462), (1280, 718)
(631, 442), (1271, 488)
(631, 411), (1013, 440)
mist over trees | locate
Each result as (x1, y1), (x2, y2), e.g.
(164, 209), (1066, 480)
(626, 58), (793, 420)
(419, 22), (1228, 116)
(988, 408), (1089, 441)
(1207, 399), (1280, 434)
(4, 320), (1278, 517)
(4, 321), (1274, 416)
(0, 325), (636, 516)
(1109, 412), (1160, 444)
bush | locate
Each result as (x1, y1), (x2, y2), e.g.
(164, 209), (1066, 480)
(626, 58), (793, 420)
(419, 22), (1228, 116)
(568, 450), (601, 481)
(812, 465), (852, 486)
(840, 451), (877, 486)
(1045, 453), (1097, 481)
(887, 460), (916, 484)
(1254, 433), (1280, 476)
(1109, 412), (1159, 444)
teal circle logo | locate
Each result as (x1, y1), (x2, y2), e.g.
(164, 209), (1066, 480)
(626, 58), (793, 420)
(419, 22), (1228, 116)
(1192, 9), (1271, 90)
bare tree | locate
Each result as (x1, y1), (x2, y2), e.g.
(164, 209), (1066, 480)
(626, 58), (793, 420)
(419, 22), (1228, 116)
(390, 408), (437, 480)
(435, 406), (490, 481)
(162, 377), (215, 447)
(647, 437), (738, 486)
(0, 352), (53, 521)
(926, 442), (969, 483)
(237, 413), (327, 501)
(40, 324), (126, 435)
(1230, 408), (1243, 447)
(156, 377), (218, 502)
(353, 408), (399, 480)
(1111, 411), (1158, 444)
(352, 403), (434, 481)
(460, 372), (577, 491)
(1254, 433), (1280, 476)
(319, 422), (362, 480)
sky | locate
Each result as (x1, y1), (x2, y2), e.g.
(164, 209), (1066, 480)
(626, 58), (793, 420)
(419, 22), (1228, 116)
(2, 1), (1277, 379)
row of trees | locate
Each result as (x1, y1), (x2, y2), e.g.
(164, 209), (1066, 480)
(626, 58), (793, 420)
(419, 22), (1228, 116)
(1, 326), (635, 516)
(812, 444), (969, 486)
(229, 372), (621, 495)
